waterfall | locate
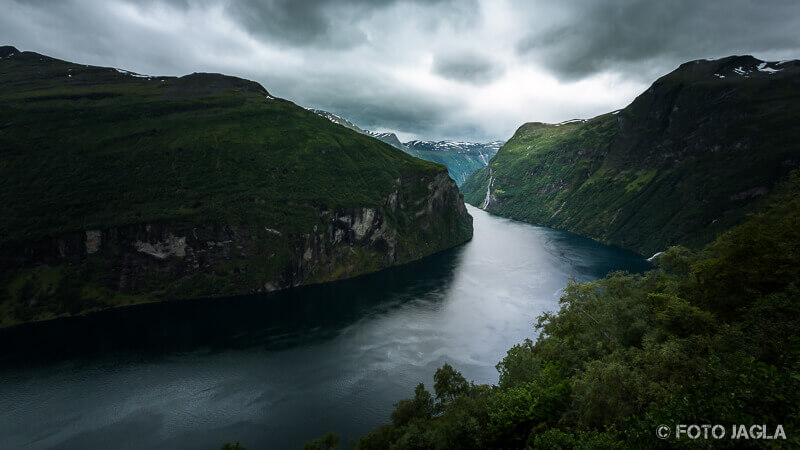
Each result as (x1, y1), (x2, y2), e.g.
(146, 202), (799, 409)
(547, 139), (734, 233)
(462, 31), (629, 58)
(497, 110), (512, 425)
(480, 171), (494, 210)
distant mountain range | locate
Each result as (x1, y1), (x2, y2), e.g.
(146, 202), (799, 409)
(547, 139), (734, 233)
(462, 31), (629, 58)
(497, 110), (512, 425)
(309, 108), (503, 186)
(403, 140), (503, 185)
(462, 55), (800, 255)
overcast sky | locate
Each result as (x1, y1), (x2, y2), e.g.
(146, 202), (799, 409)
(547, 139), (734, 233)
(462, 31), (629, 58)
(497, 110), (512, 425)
(3, 0), (800, 142)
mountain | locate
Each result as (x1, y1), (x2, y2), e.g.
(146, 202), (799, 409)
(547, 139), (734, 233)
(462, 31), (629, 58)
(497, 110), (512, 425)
(306, 108), (367, 134)
(307, 109), (408, 151)
(308, 109), (502, 186)
(0, 46), (473, 327)
(404, 140), (503, 185)
(368, 131), (407, 151)
(462, 55), (800, 255)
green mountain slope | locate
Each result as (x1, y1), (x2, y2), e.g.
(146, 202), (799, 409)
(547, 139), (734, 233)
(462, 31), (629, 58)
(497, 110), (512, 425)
(462, 56), (800, 255)
(0, 46), (473, 327)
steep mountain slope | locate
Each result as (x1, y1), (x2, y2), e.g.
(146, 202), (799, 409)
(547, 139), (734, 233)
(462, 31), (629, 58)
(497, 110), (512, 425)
(0, 46), (473, 327)
(462, 56), (800, 255)
(405, 140), (502, 185)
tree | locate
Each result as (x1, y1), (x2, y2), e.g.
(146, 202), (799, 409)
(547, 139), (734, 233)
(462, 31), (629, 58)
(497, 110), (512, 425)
(220, 442), (246, 450)
(391, 383), (434, 427)
(433, 363), (469, 406)
(303, 432), (340, 450)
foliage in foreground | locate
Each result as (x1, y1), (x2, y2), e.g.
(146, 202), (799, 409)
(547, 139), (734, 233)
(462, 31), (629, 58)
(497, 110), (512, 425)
(350, 171), (800, 448)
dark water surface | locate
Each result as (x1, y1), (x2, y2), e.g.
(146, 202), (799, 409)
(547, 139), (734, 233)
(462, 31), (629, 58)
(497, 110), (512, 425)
(0, 206), (650, 449)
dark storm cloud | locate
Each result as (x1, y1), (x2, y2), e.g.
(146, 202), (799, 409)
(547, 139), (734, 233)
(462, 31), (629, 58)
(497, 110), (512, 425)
(1, 0), (799, 141)
(158, 0), (458, 48)
(432, 52), (502, 84)
(229, 0), (356, 47)
(516, 0), (800, 81)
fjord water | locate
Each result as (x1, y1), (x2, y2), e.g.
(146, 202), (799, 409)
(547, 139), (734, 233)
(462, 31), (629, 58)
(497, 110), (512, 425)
(0, 206), (650, 449)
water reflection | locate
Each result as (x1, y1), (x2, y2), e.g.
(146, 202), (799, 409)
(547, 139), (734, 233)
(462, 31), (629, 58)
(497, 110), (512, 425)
(0, 244), (466, 366)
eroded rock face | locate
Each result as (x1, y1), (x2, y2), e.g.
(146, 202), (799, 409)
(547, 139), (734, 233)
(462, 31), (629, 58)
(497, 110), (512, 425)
(134, 233), (187, 259)
(275, 171), (471, 290)
(85, 230), (102, 254)
(1, 171), (472, 303)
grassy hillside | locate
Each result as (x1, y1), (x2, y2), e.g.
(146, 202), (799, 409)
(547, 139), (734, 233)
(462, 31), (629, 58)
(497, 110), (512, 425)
(348, 169), (800, 449)
(0, 46), (473, 327)
(462, 56), (800, 255)
(0, 47), (444, 245)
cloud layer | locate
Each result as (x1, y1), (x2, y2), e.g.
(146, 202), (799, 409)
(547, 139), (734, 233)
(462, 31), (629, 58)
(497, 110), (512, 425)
(2, 0), (799, 141)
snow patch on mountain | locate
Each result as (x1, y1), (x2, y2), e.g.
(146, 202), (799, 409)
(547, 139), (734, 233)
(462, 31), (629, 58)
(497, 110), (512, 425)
(555, 119), (586, 127)
(723, 58), (785, 78)
(757, 62), (781, 74)
(114, 68), (152, 79)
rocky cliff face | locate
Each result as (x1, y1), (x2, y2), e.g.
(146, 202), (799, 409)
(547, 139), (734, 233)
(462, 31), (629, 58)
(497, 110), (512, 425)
(462, 56), (800, 255)
(1, 172), (470, 326)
